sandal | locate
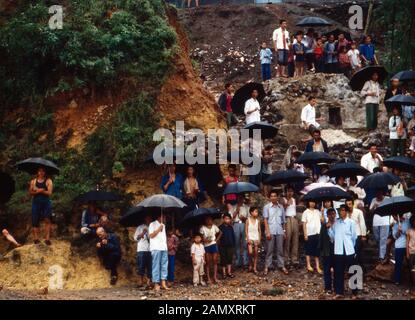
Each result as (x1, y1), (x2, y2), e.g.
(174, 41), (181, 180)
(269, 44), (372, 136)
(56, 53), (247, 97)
(307, 266), (314, 273)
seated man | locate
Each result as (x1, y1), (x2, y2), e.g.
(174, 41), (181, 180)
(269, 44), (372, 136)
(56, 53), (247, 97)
(80, 202), (109, 237)
(301, 96), (325, 135)
(96, 227), (121, 285)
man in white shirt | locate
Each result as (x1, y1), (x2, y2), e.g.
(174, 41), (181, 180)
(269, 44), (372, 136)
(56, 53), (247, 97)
(361, 72), (381, 130)
(301, 96), (324, 134)
(360, 143), (383, 173)
(134, 214), (153, 287)
(149, 214), (169, 291)
(272, 19), (290, 77)
(369, 191), (391, 262)
(244, 89), (261, 125)
(282, 186), (299, 266)
(228, 194), (249, 268)
(345, 198), (367, 267)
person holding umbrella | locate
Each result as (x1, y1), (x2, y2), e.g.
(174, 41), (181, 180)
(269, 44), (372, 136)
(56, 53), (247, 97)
(389, 106), (407, 157)
(80, 202), (109, 239)
(370, 190), (391, 263)
(283, 186), (300, 267)
(346, 196), (367, 267)
(29, 167), (53, 245)
(361, 72), (381, 130)
(302, 200), (323, 274)
(392, 214), (410, 285)
(244, 89), (261, 125)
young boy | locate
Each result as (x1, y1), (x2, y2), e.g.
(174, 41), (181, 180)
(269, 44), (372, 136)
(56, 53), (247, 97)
(218, 213), (236, 278)
(260, 42), (273, 81)
(293, 32), (306, 77)
(167, 227), (179, 287)
(191, 233), (206, 286)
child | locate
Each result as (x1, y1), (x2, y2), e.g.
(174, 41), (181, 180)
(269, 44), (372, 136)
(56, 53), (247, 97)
(301, 200), (323, 274)
(314, 38), (325, 73)
(133, 214), (152, 287)
(389, 105), (407, 157)
(191, 233), (206, 286)
(245, 207), (261, 274)
(222, 164), (239, 206)
(319, 208), (336, 294)
(200, 216), (221, 284)
(338, 46), (351, 78)
(393, 214), (409, 285)
(407, 215), (415, 283)
(293, 32), (306, 77)
(167, 227), (179, 287)
(259, 42), (273, 81)
(347, 41), (361, 74)
(218, 213), (236, 278)
(287, 40), (295, 78)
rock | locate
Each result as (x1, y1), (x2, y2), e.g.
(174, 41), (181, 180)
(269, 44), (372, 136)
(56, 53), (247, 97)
(68, 99), (78, 109)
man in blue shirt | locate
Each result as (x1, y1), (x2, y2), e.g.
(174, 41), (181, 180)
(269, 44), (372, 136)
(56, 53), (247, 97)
(359, 35), (379, 66)
(328, 205), (358, 299)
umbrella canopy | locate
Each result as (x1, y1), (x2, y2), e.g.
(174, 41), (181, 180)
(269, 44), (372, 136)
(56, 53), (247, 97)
(326, 162), (369, 178)
(0, 171), (15, 204)
(74, 190), (122, 203)
(223, 182), (259, 195)
(296, 152), (337, 166)
(264, 170), (308, 186)
(300, 182), (341, 195)
(373, 196), (415, 217)
(16, 157), (59, 175)
(303, 187), (352, 202)
(383, 156), (415, 173)
(243, 121), (278, 140)
(357, 172), (400, 189)
(385, 95), (415, 113)
(349, 66), (388, 91)
(179, 208), (222, 228)
(231, 82), (266, 115)
(296, 17), (332, 27)
(392, 70), (415, 82)
(137, 194), (187, 209)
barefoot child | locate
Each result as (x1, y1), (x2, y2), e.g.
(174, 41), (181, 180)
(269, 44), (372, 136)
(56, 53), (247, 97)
(302, 200), (323, 274)
(293, 32), (306, 77)
(218, 213), (236, 278)
(191, 233), (206, 286)
(200, 216), (221, 284)
(246, 207), (261, 274)
(167, 227), (179, 287)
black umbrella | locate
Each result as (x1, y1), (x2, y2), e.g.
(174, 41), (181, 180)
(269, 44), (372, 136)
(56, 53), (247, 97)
(296, 152), (337, 166)
(264, 170), (308, 186)
(385, 95), (415, 113)
(74, 190), (122, 203)
(373, 196), (415, 217)
(296, 17), (332, 27)
(243, 122), (278, 140)
(392, 70), (415, 82)
(326, 162), (369, 178)
(349, 66), (388, 91)
(223, 182), (259, 195)
(231, 82), (266, 115)
(303, 187), (352, 202)
(383, 156), (415, 173)
(406, 186), (415, 197)
(179, 208), (222, 228)
(0, 171), (15, 204)
(357, 172), (401, 189)
(16, 157), (59, 175)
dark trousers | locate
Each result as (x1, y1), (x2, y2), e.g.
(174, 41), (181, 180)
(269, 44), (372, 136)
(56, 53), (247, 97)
(334, 254), (355, 295)
(261, 63), (271, 81)
(394, 248), (406, 284)
(315, 58), (324, 73)
(325, 63), (338, 74)
(355, 236), (364, 268)
(390, 139), (406, 157)
(99, 250), (121, 277)
(137, 251), (152, 278)
(167, 254), (176, 282)
(366, 103), (379, 130)
(322, 255), (335, 291)
(249, 173), (261, 187)
(287, 61), (295, 77)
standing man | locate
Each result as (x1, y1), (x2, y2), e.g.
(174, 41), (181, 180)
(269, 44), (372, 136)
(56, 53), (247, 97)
(218, 83), (237, 128)
(272, 19), (290, 78)
(324, 34), (338, 74)
(229, 194), (249, 269)
(345, 197), (367, 268)
(244, 89), (261, 125)
(328, 205), (358, 299)
(361, 72), (381, 130)
(283, 186), (299, 267)
(263, 190), (288, 275)
(359, 35), (378, 66)
(301, 96), (324, 135)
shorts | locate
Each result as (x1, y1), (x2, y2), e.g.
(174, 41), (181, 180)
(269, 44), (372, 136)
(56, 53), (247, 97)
(219, 246), (234, 266)
(205, 244), (219, 254)
(278, 49), (289, 66)
(32, 200), (52, 227)
(295, 55), (306, 63)
(305, 234), (320, 257)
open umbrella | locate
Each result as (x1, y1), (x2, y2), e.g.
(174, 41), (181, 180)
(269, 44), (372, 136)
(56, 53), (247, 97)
(74, 190), (122, 203)
(0, 171), (15, 204)
(120, 194), (187, 227)
(385, 95), (415, 113)
(223, 182), (259, 195)
(179, 208), (222, 228)
(296, 152), (337, 166)
(264, 170), (308, 186)
(296, 17), (332, 27)
(357, 172), (400, 189)
(303, 187), (351, 202)
(16, 157), (59, 175)
(373, 196), (415, 217)
(349, 66), (388, 91)
(392, 70), (415, 82)
(300, 182), (341, 195)
(326, 162), (369, 178)
(231, 82), (266, 115)
(383, 156), (415, 173)
(243, 121), (278, 140)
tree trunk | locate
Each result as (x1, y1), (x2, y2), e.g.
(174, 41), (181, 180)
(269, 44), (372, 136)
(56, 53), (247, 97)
(364, 0), (375, 35)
